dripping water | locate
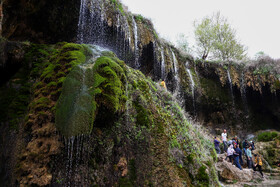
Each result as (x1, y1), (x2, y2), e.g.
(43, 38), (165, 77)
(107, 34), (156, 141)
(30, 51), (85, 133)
(241, 71), (250, 122)
(132, 17), (139, 68)
(160, 48), (165, 80)
(171, 50), (182, 104)
(77, 0), (87, 43)
(227, 68), (235, 108)
(61, 46), (108, 186)
(186, 65), (196, 114)
(65, 136), (75, 187)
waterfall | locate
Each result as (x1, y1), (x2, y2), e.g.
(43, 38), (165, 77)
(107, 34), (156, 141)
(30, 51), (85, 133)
(161, 48), (165, 79)
(77, 0), (87, 43)
(171, 50), (179, 84)
(64, 135), (87, 186)
(58, 46), (107, 185)
(132, 17), (139, 68)
(186, 66), (196, 114)
(171, 50), (181, 102)
(227, 68), (235, 108)
(241, 71), (250, 120)
(125, 18), (131, 45)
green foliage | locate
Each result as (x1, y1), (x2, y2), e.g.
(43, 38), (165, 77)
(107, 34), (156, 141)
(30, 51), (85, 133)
(135, 14), (144, 22)
(128, 159), (137, 183)
(196, 165), (210, 186)
(110, 0), (125, 15)
(257, 131), (278, 142)
(170, 134), (180, 148)
(253, 65), (273, 75)
(176, 33), (192, 54)
(194, 11), (247, 61)
(254, 51), (266, 60)
(133, 100), (150, 127)
(153, 30), (159, 39)
(119, 177), (133, 187)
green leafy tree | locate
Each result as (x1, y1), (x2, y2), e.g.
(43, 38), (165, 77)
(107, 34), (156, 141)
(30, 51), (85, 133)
(254, 51), (266, 60)
(194, 17), (214, 59)
(176, 33), (192, 54)
(194, 12), (247, 61)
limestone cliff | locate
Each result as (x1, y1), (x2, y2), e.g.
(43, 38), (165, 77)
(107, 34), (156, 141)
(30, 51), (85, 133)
(0, 42), (219, 186)
(1, 0), (280, 186)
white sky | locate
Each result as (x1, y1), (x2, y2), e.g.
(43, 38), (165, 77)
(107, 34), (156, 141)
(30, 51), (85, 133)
(121, 0), (280, 59)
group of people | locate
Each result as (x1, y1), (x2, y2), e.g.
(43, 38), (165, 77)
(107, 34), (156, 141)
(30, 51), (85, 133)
(214, 129), (263, 177)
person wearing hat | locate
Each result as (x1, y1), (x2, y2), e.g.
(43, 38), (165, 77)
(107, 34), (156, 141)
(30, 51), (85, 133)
(253, 153), (263, 177)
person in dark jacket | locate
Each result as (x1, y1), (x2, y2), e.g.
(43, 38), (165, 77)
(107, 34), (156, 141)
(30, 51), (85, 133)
(237, 144), (243, 165)
(214, 137), (221, 154)
(233, 144), (242, 170)
(251, 141), (255, 151)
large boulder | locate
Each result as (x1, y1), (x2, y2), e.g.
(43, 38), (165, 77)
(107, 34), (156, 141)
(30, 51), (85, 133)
(215, 154), (262, 183)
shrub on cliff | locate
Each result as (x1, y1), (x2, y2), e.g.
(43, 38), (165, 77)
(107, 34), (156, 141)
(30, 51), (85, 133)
(257, 131), (279, 142)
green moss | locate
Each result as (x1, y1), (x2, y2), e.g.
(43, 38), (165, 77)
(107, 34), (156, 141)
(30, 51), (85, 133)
(128, 159), (137, 183)
(196, 165), (209, 186)
(55, 54), (127, 137)
(46, 81), (57, 88)
(257, 131), (278, 142)
(153, 30), (159, 39)
(0, 66), (31, 130)
(135, 14), (144, 22)
(41, 63), (55, 78)
(200, 77), (231, 104)
(133, 99), (150, 127)
(186, 153), (195, 164)
(110, 0), (125, 15)
(119, 177), (133, 187)
(274, 80), (280, 90)
(34, 97), (50, 106)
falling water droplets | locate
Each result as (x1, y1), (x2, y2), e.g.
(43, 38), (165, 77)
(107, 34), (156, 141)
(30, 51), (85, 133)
(186, 62), (196, 114)
(171, 50), (180, 95)
(132, 17), (139, 68)
(161, 48), (165, 79)
(227, 68), (235, 108)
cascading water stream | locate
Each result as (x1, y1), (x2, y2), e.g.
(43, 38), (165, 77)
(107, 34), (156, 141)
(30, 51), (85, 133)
(227, 68), (235, 108)
(186, 66), (196, 114)
(160, 48), (165, 80)
(77, 0), (87, 43)
(60, 46), (108, 186)
(132, 17), (139, 68)
(171, 50), (179, 94)
(240, 71), (250, 122)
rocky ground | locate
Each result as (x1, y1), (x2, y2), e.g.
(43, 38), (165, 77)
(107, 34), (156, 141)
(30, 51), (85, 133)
(216, 153), (280, 187)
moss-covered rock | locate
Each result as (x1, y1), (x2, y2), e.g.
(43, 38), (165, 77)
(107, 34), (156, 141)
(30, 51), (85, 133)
(55, 53), (127, 137)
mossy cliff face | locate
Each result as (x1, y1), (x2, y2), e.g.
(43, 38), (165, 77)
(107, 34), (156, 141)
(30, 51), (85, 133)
(0, 43), (220, 186)
(0, 42), (93, 186)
